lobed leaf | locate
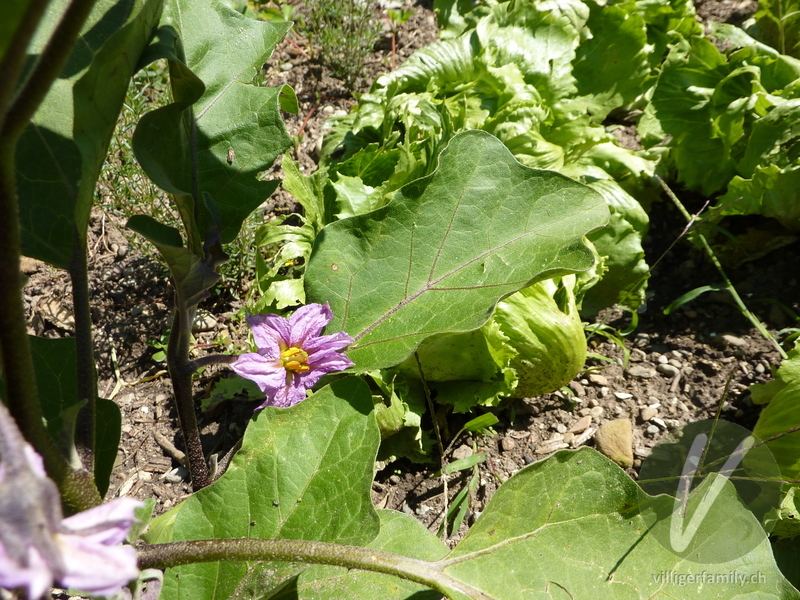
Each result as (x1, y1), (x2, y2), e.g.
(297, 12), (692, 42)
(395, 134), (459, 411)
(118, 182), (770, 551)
(306, 130), (609, 371)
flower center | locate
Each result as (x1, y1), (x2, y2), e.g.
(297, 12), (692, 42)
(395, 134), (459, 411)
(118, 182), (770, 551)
(280, 347), (310, 372)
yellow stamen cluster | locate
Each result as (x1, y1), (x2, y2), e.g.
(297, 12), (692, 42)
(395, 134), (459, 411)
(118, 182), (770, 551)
(280, 347), (310, 372)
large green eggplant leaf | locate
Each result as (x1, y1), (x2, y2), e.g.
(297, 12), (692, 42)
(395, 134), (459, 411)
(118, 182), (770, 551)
(151, 444), (799, 599)
(16, 0), (163, 269)
(305, 130), (609, 371)
(429, 448), (798, 599)
(132, 0), (295, 254)
(26, 336), (119, 496)
(144, 377), (382, 600)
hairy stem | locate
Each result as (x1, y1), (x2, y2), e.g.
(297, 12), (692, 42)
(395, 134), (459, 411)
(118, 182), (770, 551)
(167, 301), (210, 490)
(137, 538), (492, 600)
(71, 231), (96, 477)
(188, 353), (237, 372)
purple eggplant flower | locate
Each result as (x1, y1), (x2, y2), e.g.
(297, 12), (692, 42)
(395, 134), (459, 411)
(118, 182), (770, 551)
(232, 302), (354, 409)
(0, 436), (141, 599)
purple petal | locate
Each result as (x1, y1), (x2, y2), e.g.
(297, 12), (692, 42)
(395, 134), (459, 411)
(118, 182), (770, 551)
(232, 353), (288, 395)
(256, 375), (308, 409)
(304, 331), (354, 356)
(286, 303), (333, 346)
(246, 314), (291, 351)
(23, 444), (47, 479)
(60, 498), (142, 546)
(297, 353), (355, 391)
(0, 544), (52, 600)
(57, 535), (139, 596)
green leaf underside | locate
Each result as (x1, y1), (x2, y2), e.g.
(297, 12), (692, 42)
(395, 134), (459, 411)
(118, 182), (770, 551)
(145, 377), (382, 600)
(306, 130), (609, 371)
(17, 0), (163, 268)
(132, 0), (293, 253)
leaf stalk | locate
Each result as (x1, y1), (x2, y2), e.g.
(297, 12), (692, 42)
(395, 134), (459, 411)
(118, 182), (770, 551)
(137, 538), (494, 600)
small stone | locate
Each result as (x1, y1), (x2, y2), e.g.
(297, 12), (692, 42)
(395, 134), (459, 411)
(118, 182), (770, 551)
(640, 406), (658, 422)
(571, 427), (596, 448)
(646, 424), (660, 435)
(389, 475), (401, 484)
(20, 256), (43, 274)
(192, 309), (217, 332)
(755, 363), (766, 374)
(588, 373), (609, 386)
(568, 381), (585, 396)
(630, 349), (647, 362)
(599, 387), (609, 398)
(501, 438), (517, 452)
(719, 334), (748, 348)
(554, 423), (567, 434)
(164, 467), (188, 484)
(579, 407), (592, 417)
(651, 417), (667, 430)
(614, 392), (633, 400)
(562, 432), (574, 444)
(627, 364), (656, 379)
(535, 440), (569, 454)
(568, 415), (592, 433)
(657, 363), (680, 377)
(588, 398), (600, 408)
(452, 445), (473, 460)
(594, 419), (634, 468)
(116, 245), (129, 259)
(590, 406), (605, 419)
(668, 358), (683, 368)
(657, 355), (668, 364)
(280, 62), (293, 71)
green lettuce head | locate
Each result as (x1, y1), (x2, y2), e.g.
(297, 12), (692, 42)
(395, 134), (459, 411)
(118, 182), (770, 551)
(392, 274), (586, 412)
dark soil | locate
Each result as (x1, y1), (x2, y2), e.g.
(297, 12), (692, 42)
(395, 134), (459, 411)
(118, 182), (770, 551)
(27, 0), (794, 574)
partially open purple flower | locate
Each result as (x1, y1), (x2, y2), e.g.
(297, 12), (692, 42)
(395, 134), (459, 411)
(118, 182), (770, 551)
(0, 437), (141, 599)
(232, 302), (354, 409)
